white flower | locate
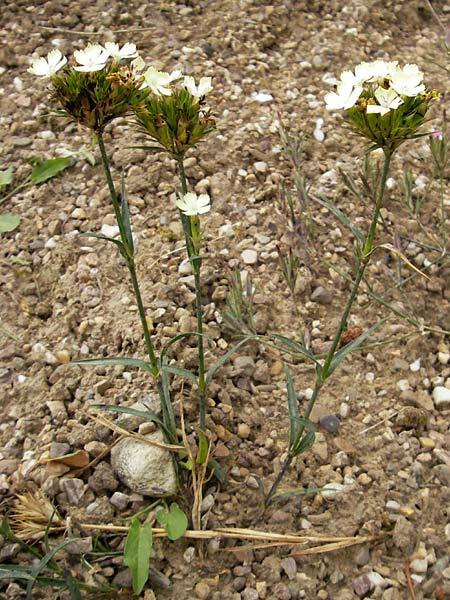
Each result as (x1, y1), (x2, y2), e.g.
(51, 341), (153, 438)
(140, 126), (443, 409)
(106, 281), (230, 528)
(183, 76), (213, 98)
(389, 63), (425, 97)
(73, 44), (110, 72)
(366, 87), (403, 116)
(141, 67), (182, 95)
(325, 77), (362, 110)
(104, 42), (138, 61)
(131, 56), (146, 73)
(28, 49), (67, 78)
(176, 192), (211, 216)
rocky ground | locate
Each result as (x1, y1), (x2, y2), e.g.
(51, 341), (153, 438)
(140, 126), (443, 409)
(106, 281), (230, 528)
(1, 0), (450, 599)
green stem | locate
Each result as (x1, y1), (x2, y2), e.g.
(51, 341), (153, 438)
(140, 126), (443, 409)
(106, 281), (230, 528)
(177, 157), (207, 431)
(97, 131), (159, 378)
(265, 149), (392, 506)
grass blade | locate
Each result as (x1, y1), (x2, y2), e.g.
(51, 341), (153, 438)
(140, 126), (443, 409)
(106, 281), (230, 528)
(72, 356), (151, 371)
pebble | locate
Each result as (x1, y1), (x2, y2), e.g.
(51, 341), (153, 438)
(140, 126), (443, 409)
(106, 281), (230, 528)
(109, 491), (130, 510)
(194, 581), (210, 599)
(432, 386), (450, 410)
(392, 516), (415, 551)
(319, 414), (340, 434)
(254, 161), (267, 173)
(310, 286), (333, 305)
(281, 557), (297, 580)
(241, 249), (258, 264)
(353, 573), (374, 598)
(321, 482), (345, 499)
(251, 91), (273, 103)
(60, 478), (85, 505)
(242, 587), (259, 600)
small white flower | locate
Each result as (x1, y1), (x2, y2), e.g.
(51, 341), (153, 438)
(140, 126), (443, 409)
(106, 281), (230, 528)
(176, 192), (211, 216)
(131, 56), (146, 72)
(389, 63), (425, 97)
(141, 67), (182, 95)
(183, 76), (213, 98)
(366, 87), (403, 116)
(325, 79), (362, 110)
(28, 49), (67, 77)
(73, 44), (110, 72)
(104, 42), (139, 61)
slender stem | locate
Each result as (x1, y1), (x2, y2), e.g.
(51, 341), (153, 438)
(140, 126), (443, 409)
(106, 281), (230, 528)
(265, 149), (393, 505)
(439, 176), (446, 247)
(97, 131), (159, 378)
(177, 157), (207, 431)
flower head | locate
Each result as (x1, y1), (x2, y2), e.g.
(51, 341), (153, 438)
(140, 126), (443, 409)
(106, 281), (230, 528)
(176, 192), (211, 216)
(183, 76), (213, 98)
(74, 44), (110, 72)
(28, 49), (67, 78)
(104, 42), (139, 61)
(325, 59), (437, 153)
(141, 67), (182, 96)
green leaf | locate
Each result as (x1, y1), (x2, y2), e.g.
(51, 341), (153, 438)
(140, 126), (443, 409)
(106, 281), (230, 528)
(205, 335), (256, 387)
(265, 333), (320, 367)
(208, 457), (226, 483)
(316, 193), (365, 243)
(0, 212), (20, 233)
(79, 232), (126, 256)
(0, 167), (13, 189)
(160, 364), (198, 384)
(71, 356), (151, 371)
(327, 317), (389, 378)
(156, 503), (187, 541)
(29, 157), (71, 184)
(284, 364), (300, 451)
(123, 518), (152, 596)
(0, 566), (35, 581)
(121, 174), (134, 253)
(196, 429), (209, 464)
(25, 538), (78, 600)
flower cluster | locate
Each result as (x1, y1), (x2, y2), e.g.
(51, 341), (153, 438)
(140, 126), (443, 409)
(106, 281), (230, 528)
(28, 44), (214, 151)
(325, 60), (437, 153)
(135, 69), (214, 159)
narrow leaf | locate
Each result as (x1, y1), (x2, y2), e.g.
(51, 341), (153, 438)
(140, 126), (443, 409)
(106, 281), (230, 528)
(79, 232), (125, 254)
(208, 457), (226, 483)
(121, 174), (134, 253)
(0, 212), (20, 233)
(26, 538), (78, 600)
(328, 317), (389, 376)
(30, 157), (71, 184)
(0, 167), (13, 188)
(265, 333), (320, 366)
(161, 364), (198, 383)
(196, 429), (209, 464)
(72, 356), (151, 371)
(123, 518), (152, 596)
(316, 193), (365, 243)
(284, 364), (300, 450)
(205, 335), (255, 387)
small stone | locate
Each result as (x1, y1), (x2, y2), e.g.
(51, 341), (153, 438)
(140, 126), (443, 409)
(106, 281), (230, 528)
(101, 224), (120, 237)
(254, 161), (267, 173)
(438, 352), (450, 365)
(419, 437), (435, 450)
(50, 442), (71, 458)
(319, 414), (340, 434)
(310, 286), (333, 304)
(357, 473), (372, 486)
(55, 349), (71, 363)
(432, 386), (450, 410)
(242, 587), (259, 600)
(238, 423), (251, 439)
(65, 537), (93, 554)
(410, 559), (428, 573)
(355, 545), (371, 566)
(110, 491), (130, 510)
(321, 482), (345, 499)
(273, 582), (291, 599)
(233, 355), (256, 376)
(71, 208), (86, 219)
(445, 523), (450, 541)
(60, 478), (85, 505)
(353, 573), (374, 597)
(183, 546), (195, 564)
(194, 581), (210, 599)
(392, 516), (415, 551)
(281, 557), (297, 580)
(87, 462), (119, 494)
(241, 249), (258, 264)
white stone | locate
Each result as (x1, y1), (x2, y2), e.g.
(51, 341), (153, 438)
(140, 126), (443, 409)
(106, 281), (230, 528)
(100, 224), (120, 238)
(251, 91), (273, 103)
(438, 352), (450, 365)
(254, 161), (267, 173)
(321, 482), (345, 499)
(241, 249), (258, 264)
(111, 430), (177, 497)
(410, 559), (428, 574)
(445, 523), (450, 541)
(432, 386), (450, 410)
(409, 358), (421, 372)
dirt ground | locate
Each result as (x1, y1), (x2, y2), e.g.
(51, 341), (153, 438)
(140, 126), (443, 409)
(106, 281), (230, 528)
(1, 0), (449, 599)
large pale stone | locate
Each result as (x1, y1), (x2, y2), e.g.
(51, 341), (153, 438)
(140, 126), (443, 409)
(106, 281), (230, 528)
(111, 431), (177, 497)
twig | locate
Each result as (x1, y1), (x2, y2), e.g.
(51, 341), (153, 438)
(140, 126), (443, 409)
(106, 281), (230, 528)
(359, 407), (407, 435)
(404, 559), (417, 600)
(37, 24), (158, 36)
